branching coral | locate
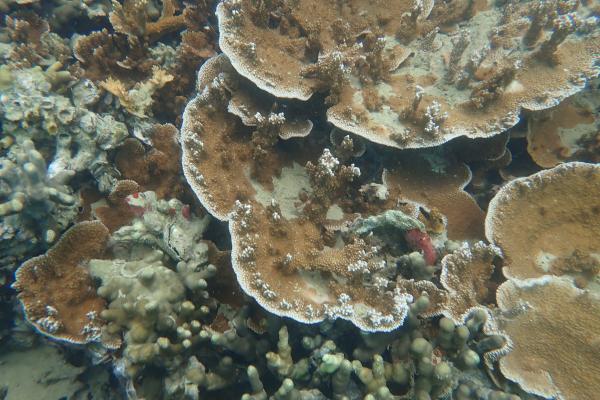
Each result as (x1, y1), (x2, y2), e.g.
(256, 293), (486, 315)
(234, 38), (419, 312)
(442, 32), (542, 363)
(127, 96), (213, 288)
(109, 0), (187, 44)
(73, 0), (216, 122)
(100, 66), (174, 117)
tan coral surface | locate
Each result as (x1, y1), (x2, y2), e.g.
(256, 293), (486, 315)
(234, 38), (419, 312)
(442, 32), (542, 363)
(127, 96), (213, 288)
(440, 242), (499, 323)
(527, 78), (600, 167)
(496, 277), (600, 400)
(485, 162), (600, 282)
(384, 155), (485, 241)
(217, 0), (600, 149)
(13, 221), (112, 345)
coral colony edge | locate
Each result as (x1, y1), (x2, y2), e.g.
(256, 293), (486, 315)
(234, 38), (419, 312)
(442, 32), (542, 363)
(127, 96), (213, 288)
(0, 0), (599, 399)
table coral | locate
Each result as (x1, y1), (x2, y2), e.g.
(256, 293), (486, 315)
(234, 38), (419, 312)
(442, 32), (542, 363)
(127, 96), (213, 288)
(181, 54), (471, 332)
(217, 0), (599, 149)
(12, 221), (116, 346)
(383, 153), (485, 241)
(485, 162), (600, 285)
(526, 77), (600, 167)
(496, 277), (600, 400)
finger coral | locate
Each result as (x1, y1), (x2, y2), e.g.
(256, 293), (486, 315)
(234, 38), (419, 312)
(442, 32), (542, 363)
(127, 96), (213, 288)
(486, 162), (600, 285)
(0, 139), (79, 269)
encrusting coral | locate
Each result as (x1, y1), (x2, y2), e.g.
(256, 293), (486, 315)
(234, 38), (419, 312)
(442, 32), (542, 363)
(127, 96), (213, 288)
(217, 0), (599, 149)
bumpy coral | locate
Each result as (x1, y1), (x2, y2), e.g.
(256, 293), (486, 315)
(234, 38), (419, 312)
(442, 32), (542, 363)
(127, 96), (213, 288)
(0, 66), (128, 191)
(496, 277), (600, 400)
(486, 162), (600, 286)
(89, 249), (212, 372)
(0, 139), (78, 268)
(217, 0), (600, 149)
(87, 191), (219, 396)
(12, 221), (115, 346)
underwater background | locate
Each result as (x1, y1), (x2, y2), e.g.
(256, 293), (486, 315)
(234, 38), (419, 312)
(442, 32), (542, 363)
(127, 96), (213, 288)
(0, 0), (599, 399)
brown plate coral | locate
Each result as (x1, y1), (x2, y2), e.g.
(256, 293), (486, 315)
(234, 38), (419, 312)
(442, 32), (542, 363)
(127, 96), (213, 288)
(217, 0), (600, 149)
(496, 277), (600, 400)
(485, 162), (600, 285)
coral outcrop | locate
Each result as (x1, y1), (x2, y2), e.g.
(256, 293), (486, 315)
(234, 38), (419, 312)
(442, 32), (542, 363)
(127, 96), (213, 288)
(3, 1), (600, 399)
(182, 54), (480, 332)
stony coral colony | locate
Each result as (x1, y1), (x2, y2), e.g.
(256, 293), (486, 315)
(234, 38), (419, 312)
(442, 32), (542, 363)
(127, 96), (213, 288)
(0, 0), (599, 399)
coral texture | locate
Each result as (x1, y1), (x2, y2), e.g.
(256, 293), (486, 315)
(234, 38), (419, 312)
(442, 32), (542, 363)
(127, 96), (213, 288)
(486, 162), (600, 285)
